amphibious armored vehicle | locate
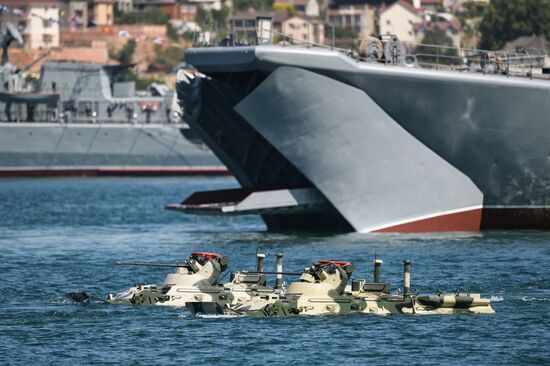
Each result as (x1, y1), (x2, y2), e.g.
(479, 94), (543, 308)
(189, 257), (495, 317)
(67, 252), (230, 307)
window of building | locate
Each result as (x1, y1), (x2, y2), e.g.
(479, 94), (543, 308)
(42, 34), (53, 44)
(386, 20), (391, 25)
(43, 19), (50, 28)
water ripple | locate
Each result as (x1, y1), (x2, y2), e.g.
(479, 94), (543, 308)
(0, 177), (549, 365)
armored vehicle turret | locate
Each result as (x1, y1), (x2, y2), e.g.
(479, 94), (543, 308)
(187, 253), (288, 315)
(67, 252), (230, 307)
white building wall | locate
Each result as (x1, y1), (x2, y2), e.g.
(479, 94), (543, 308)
(25, 6), (60, 49)
(305, 0), (320, 17)
(282, 17), (324, 45)
(187, 0), (222, 11)
(379, 5), (420, 44)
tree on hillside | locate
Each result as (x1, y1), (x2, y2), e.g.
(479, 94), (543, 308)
(116, 39), (136, 65)
(115, 8), (169, 25)
(233, 0), (274, 12)
(415, 28), (459, 66)
(196, 6), (211, 26)
(212, 6), (231, 31)
(479, 0), (550, 50)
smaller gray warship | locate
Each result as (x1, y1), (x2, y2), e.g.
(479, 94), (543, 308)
(0, 23), (224, 176)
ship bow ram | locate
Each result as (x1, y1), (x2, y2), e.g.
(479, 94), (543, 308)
(172, 46), (550, 233)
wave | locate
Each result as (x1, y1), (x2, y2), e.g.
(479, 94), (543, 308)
(521, 296), (549, 302)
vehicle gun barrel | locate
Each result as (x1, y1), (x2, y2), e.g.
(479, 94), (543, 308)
(239, 271), (302, 276)
(115, 261), (186, 268)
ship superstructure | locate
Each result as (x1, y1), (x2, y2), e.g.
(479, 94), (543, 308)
(0, 24), (225, 176)
(168, 19), (550, 232)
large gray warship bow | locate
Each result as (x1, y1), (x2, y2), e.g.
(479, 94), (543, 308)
(169, 17), (550, 233)
(0, 24), (224, 176)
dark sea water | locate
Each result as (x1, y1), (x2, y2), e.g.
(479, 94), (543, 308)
(1, 177), (549, 365)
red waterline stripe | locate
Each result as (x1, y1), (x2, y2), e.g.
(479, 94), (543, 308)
(373, 208), (483, 233)
(0, 167), (229, 177)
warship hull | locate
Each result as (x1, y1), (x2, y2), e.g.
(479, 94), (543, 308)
(0, 123), (225, 176)
(174, 45), (550, 232)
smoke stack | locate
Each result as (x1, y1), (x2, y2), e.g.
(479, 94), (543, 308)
(275, 253), (283, 289)
(374, 258), (383, 283)
(256, 253), (265, 272)
(403, 259), (411, 297)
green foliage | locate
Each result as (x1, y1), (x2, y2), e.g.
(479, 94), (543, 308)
(195, 5), (230, 31)
(479, 0), (550, 50)
(181, 32), (195, 42)
(115, 39), (136, 65)
(234, 0), (274, 12)
(212, 6), (231, 31)
(273, 3), (296, 16)
(462, 2), (486, 18)
(115, 8), (169, 25)
(325, 26), (357, 39)
(114, 3), (123, 19)
(153, 44), (185, 70)
(415, 29), (459, 65)
(167, 23), (179, 41)
(196, 6), (210, 26)
(126, 72), (161, 90)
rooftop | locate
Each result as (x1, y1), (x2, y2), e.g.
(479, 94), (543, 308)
(0, 0), (59, 5)
(380, 0), (420, 15)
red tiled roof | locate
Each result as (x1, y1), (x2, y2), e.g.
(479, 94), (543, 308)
(0, 0), (58, 5)
(381, 0), (419, 15)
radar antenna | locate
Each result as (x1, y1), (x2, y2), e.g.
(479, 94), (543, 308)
(0, 23), (24, 66)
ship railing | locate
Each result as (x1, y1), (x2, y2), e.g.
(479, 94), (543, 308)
(191, 27), (549, 79)
(396, 41), (548, 77)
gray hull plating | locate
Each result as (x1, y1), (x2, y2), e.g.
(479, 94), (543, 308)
(235, 66), (483, 232)
(180, 45), (550, 231)
(0, 123), (223, 174)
